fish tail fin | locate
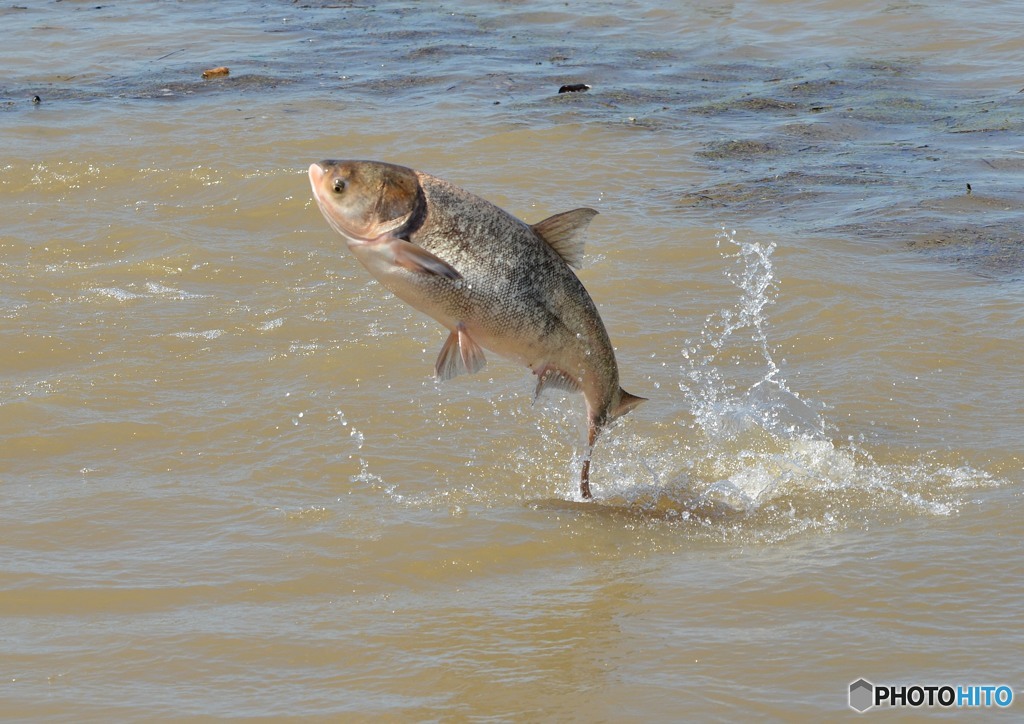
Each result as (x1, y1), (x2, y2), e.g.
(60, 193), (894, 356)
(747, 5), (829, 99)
(580, 389), (645, 500)
(612, 388), (647, 420)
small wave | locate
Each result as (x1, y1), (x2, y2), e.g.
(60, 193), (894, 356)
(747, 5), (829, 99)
(172, 329), (224, 340)
(144, 282), (211, 300)
(87, 286), (144, 302)
(84, 282), (210, 303)
(287, 342), (318, 355)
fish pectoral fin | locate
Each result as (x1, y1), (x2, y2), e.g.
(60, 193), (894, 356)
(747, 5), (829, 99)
(531, 207), (598, 270)
(532, 365), (582, 402)
(384, 237), (462, 280)
(435, 323), (486, 381)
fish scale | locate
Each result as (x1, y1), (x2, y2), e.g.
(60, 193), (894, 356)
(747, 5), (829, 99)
(309, 160), (645, 499)
(416, 176), (580, 357)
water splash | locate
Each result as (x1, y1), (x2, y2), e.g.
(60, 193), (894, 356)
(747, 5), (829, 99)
(682, 228), (824, 443)
(595, 229), (1002, 539)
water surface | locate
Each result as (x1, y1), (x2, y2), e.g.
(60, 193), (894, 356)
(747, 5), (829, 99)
(2, 0), (1022, 719)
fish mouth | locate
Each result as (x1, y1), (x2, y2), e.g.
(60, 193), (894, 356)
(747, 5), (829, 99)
(307, 161), (331, 201)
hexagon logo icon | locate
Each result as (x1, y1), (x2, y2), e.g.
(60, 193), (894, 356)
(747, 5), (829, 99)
(849, 679), (874, 712)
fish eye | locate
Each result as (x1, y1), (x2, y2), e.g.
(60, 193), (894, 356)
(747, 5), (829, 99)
(332, 177), (347, 194)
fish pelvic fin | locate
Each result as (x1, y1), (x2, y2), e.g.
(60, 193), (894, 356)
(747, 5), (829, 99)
(435, 323), (486, 381)
(385, 237), (462, 280)
(613, 388), (647, 420)
(532, 365), (582, 403)
(531, 208), (598, 269)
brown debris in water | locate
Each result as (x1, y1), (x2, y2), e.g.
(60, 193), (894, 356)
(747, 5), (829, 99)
(695, 139), (782, 161)
(905, 222), (1024, 275)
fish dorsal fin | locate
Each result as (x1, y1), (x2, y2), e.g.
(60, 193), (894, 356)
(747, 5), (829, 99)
(531, 207), (598, 269)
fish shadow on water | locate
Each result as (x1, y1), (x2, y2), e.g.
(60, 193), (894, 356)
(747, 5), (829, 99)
(526, 484), (738, 526)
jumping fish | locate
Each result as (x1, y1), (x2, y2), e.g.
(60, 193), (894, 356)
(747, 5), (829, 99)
(308, 159), (645, 499)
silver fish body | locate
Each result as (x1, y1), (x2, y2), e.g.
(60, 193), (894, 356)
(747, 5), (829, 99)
(308, 160), (645, 498)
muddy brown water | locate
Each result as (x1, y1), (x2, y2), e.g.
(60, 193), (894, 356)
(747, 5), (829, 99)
(2, 1), (1022, 719)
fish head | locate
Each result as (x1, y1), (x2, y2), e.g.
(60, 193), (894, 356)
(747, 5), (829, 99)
(308, 160), (423, 243)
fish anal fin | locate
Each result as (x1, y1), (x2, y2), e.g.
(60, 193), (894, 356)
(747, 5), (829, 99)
(435, 323), (486, 381)
(533, 365), (582, 401)
(385, 237), (462, 280)
(531, 208), (598, 269)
